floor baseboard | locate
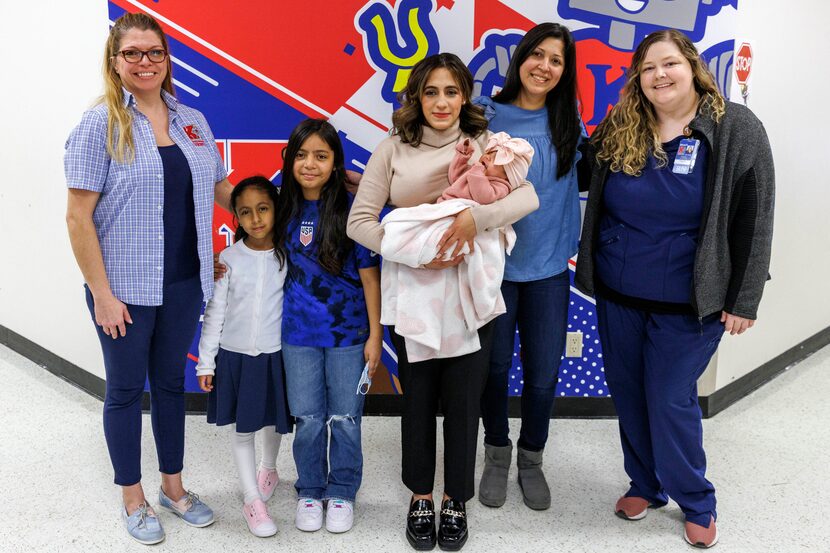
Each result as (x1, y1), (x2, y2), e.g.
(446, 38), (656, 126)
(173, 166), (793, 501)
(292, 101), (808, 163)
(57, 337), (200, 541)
(3, 323), (827, 418)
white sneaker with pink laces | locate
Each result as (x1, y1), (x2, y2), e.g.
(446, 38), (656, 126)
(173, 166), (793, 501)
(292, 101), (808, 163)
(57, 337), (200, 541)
(295, 498), (324, 532)
(325, 499), (355, 533)
(243, 498), (277, 537)
(257, 466), (280, 501)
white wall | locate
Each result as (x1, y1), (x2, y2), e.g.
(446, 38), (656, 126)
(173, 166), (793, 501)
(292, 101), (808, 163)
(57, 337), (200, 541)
(711, 0), (830, 389)
(1, 1), (828, 391)
(0, 2), (110, 379)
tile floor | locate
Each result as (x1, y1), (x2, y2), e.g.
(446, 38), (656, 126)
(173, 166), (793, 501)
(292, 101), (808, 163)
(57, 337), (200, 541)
(2, 342), (827, 553)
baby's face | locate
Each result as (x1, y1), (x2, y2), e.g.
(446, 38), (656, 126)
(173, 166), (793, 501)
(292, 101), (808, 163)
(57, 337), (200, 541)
(479, 150), (508, 180)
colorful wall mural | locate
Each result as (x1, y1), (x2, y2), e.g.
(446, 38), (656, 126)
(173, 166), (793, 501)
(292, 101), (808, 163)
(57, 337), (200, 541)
(106, 0), (739, 399)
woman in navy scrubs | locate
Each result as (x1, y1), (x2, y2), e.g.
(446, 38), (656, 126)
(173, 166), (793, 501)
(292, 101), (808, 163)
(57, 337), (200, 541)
(576, 30), (774, 548)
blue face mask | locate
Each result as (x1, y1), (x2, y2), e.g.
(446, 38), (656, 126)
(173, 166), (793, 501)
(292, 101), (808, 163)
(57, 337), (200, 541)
(356, 363), (372, 395)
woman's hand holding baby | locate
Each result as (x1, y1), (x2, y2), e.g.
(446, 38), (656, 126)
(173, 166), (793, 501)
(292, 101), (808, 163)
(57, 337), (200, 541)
(434, 208), (477, 262)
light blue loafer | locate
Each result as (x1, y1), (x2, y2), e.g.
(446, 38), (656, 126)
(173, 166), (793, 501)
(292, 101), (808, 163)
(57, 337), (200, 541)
(122, 502), (165, 545)
(158, 488), (215, 528)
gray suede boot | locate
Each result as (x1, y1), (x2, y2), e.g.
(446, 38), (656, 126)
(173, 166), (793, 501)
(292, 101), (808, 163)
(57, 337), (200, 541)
(478, 441), (513, 507)
(517, 446), (551, 510)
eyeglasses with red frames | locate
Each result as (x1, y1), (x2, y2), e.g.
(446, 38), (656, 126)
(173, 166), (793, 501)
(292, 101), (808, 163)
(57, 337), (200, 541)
(117, 49), (168, 63)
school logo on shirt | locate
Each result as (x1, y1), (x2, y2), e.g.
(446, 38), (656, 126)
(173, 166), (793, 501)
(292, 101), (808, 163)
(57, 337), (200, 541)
(183, 125), (205, 147)
(299, 222), (314, 247)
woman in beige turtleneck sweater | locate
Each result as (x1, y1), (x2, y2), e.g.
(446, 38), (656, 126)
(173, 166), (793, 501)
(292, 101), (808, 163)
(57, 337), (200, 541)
(347, 53), (538, 551)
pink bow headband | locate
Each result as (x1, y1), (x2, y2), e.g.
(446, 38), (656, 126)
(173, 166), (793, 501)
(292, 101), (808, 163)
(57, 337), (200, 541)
(485, 132), (534, 190)
(485, 132), (534, 167)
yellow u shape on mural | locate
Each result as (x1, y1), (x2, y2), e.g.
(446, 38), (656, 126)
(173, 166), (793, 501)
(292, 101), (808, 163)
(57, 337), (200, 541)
(370, 7), (430, 92)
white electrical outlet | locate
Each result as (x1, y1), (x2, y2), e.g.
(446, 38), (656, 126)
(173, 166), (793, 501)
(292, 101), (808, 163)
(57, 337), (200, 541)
(566, 331), (583, 358)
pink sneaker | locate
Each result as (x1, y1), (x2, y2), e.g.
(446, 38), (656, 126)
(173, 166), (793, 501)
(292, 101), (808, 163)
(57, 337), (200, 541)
(257, 466), (279, 502)
(684, 516), (718, 548)
(614, 496), (650, 520)
(243, 498), (277, 537)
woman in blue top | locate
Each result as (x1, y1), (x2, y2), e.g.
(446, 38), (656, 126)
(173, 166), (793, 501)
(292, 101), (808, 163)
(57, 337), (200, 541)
(474, 23), (585, 511)
(65, 13), (233, 545)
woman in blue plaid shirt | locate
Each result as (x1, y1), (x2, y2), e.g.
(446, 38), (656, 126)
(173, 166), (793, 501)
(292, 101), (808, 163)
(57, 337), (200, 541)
(65, 12), (233, 545)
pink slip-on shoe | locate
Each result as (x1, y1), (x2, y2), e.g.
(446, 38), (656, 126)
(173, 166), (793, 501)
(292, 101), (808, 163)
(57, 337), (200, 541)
(243, 498), (277, 537)
(684, 516), (719, 548)
(257, 466), (279, 502)
(614, 496), (650, 520)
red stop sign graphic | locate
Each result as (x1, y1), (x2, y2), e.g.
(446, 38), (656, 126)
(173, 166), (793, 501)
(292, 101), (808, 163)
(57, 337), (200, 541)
(735, 43), (753, 85)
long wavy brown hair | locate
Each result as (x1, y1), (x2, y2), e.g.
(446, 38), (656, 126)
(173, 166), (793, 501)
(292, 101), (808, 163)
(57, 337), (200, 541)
(392, 53), (488, 146)
(593, 29), (725, 176)
(100, 12), (175, 162)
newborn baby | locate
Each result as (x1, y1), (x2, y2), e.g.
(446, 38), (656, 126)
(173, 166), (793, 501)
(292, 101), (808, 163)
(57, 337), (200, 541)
(440, 131), (534, 204)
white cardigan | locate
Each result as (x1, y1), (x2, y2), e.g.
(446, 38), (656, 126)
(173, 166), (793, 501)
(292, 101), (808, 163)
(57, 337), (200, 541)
(195, 240), (287, 376)
(379, 199), (515, 362)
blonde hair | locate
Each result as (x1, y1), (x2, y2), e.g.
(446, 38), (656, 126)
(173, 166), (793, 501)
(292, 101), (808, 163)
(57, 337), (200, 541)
(100, 13), (175, 162)
(593, 29), (725, 176)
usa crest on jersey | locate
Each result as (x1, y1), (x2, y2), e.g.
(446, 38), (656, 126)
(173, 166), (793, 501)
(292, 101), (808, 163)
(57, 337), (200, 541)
(299, 224), (314, 247)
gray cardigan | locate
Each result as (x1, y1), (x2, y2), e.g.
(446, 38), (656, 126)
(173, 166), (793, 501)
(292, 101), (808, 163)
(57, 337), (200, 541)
(575, 101), (775, 319)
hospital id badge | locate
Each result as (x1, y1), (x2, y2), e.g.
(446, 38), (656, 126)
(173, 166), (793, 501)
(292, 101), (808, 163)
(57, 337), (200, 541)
(672, 138), (700, 175)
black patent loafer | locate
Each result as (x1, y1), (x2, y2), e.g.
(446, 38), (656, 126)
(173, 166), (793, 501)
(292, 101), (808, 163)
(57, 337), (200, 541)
(406, 498), (436, 550)
(437, 498), (467, 551)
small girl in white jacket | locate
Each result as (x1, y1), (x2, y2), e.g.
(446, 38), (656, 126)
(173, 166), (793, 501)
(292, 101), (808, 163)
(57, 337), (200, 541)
(196, 176), (292, 538)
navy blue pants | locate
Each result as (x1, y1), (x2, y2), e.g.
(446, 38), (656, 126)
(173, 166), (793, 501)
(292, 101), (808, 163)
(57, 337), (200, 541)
(596, 297), (723, 527)
(85, 277), (202, 486)
(481, 270), (570, 451)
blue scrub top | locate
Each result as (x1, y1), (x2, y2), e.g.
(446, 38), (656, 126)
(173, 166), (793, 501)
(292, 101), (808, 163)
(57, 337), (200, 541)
(596, 135), (709, 304)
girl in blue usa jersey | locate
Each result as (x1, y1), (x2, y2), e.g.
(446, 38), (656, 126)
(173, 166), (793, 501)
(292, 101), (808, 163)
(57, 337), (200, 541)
(273, 118), (381, 534)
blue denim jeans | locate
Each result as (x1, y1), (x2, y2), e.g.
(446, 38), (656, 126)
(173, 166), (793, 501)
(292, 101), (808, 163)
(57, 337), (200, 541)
(481, 270), (570, 451)
(282, 343), (366, 502)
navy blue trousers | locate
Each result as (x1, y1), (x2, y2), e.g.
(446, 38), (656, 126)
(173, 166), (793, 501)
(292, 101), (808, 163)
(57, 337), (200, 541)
(597, 297), (723, 527)
(481, 270), (570, 451)
(85, 277), (202, 486)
